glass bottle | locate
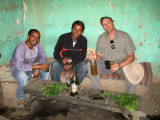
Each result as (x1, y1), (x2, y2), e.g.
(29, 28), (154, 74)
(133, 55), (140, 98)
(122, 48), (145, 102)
(90, 60), (98, 76)
(66, 78), (71, 87)
(68, 57), (72, 65)
(70, 67), (79, 96)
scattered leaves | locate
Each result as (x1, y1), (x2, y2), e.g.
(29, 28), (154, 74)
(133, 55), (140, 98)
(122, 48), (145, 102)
(105, 92), (140, 114)
(39, 83), (66, 97)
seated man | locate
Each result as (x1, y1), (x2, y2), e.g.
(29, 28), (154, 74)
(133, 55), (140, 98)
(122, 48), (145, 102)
(51, 20), (87, 84)
(10, 29), (49, 105)
(87, 16), (136, 94)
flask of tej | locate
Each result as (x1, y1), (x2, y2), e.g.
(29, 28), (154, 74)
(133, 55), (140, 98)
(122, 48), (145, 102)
(70, 67), (79, 96)
(90, 60), (98, 76)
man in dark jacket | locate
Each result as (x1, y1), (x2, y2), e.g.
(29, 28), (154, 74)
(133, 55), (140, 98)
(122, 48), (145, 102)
(51, 20), (87, 84)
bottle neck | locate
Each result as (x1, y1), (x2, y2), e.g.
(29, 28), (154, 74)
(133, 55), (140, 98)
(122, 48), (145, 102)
(72, 67), (77, 81)
(90, 60), (96, 65)
(73, 67), (76, 73)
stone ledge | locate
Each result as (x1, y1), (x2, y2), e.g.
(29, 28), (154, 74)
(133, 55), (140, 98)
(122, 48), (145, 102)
(0, 67), (16, 83)
(0, 115), (9, 120)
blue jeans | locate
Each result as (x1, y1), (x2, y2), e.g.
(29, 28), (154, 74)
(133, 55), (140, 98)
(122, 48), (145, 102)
(12, 69), (49, 100)
(51, 60), (87, 84)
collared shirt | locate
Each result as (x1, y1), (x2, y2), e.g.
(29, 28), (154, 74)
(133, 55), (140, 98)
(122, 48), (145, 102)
(96, 30), (136, 63)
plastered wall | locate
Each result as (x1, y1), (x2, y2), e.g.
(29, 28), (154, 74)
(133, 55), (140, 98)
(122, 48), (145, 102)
(0, 0), (160, 81)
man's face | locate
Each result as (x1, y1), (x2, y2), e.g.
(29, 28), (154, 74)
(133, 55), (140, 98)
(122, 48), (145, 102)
(101, 18), (115, 33)
(27, 31), (40, 46)
(71, 24), (84, 40)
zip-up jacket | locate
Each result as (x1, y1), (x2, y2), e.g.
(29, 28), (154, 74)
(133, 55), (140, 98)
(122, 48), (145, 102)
(54, 32), (87, 67)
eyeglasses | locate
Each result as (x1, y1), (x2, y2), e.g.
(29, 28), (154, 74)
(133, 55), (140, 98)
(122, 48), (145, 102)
(110, 40), (115, 49)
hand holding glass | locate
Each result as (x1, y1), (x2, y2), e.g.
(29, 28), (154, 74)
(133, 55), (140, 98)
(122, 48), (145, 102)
(105, 61), (115, 69)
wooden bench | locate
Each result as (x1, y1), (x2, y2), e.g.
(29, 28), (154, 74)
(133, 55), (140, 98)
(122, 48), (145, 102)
(59, 62), (152, 87)
(23, 78), (147, 120)
(57, 62), (152, 97)
(47, 57), (152, 87)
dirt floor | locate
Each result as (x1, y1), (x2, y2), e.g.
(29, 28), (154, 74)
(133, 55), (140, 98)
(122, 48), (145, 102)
(1, 98), (127, 120)
(0, 98), (160, 120)
(0, 82), (160, 120)
(143, 82), (160, 116)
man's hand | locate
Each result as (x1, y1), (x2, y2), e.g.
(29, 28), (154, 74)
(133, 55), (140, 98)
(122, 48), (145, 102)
(32, 69), (40, 78)
(110, 52), (135, 72)
(111, 63), (120, 72)
(88, 53), (97, 61)
(64, 64), (72, 71)
(63, 57), (70, 64)
(32, 64), (49, 71)
(88, 53), (102, 61)
(40, 64), (49, 71)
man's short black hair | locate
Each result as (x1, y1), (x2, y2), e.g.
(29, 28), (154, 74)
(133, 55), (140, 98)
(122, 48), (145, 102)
(100, 16), (114, 25)
(28, 29), (40, 37)
(72, 20), (85, 31)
